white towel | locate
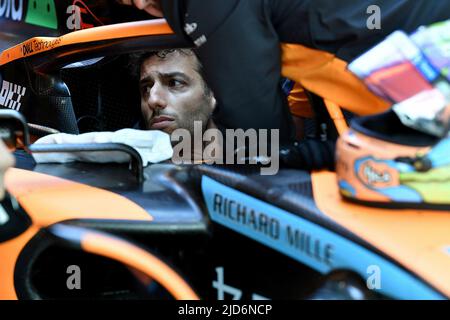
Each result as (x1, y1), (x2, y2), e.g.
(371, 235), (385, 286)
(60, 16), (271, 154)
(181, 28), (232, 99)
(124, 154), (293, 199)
(32, 129), (174, 166)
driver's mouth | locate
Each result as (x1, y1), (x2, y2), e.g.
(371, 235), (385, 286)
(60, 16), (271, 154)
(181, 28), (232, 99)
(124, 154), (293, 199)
(150, 115), (176, 130)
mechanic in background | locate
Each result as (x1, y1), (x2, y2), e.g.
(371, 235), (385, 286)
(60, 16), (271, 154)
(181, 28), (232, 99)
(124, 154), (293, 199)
(117, 0), (450, 145)
(0, 141), (14, 200)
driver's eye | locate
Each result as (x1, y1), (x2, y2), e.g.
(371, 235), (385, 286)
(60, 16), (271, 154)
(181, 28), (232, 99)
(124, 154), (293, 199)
(168, 79), (185, 88)
(141, 83), (153, 96)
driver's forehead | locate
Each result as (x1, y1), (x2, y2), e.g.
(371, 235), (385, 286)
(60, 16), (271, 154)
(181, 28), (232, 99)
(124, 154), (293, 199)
(140, 52), (199, 80)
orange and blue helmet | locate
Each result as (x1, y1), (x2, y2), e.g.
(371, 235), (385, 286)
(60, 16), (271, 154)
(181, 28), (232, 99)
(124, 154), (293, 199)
(336, 110), (450, 209)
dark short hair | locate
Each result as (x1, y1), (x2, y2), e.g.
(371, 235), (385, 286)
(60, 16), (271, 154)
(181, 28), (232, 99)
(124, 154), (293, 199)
(129, 49), (212, 96)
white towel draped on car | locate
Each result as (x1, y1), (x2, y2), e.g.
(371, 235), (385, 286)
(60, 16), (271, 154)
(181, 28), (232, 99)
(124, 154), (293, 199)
(32, 129), (174, 166)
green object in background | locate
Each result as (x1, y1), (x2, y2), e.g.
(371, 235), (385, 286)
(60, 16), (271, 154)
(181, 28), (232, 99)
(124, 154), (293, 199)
(25, 0), (58, 30)
(400, 165), (450, 204)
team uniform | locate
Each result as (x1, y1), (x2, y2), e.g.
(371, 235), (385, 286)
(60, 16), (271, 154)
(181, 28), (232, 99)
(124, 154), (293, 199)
(161, 0), (450, 141)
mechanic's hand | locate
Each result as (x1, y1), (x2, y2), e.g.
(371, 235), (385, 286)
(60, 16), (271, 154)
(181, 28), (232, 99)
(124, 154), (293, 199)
(279, 139), (336, 171)
(116, 0), (163, 17)
(0, 141), (14, 200)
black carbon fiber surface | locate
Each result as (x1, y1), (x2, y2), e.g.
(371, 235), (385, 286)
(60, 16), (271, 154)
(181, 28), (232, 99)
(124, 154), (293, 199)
(189, 164), (381, 249)
(61, 56), (142, 133)
(191, 165), (322, 220)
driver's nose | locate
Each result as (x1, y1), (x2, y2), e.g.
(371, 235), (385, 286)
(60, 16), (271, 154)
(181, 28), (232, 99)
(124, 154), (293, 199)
(147, 83), (167, 111)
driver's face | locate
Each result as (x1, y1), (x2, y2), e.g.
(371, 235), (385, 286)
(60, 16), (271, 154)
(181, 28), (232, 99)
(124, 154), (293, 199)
(140, 51), (215, 136)
(117, 0), (163, 17)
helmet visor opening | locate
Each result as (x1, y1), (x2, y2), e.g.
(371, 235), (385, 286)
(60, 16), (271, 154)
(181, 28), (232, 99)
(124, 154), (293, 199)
(351, 111), (439, 147)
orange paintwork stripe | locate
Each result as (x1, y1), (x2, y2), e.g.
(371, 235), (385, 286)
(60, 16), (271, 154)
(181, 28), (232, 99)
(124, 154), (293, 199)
(5, 168), (153, 226)
(323, 100), (349, 135)
(0, 19), (174, 66)
(0, 226), (40, 299)
(312, 171), (450, 298)
(281, 43), (390, 116)
(81, 232), (199, 300)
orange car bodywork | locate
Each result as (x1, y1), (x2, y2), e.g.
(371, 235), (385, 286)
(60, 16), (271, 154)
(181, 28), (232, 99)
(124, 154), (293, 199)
(0, 19), (174, 66)
(0, 168), (153, 299)
(312, 171), (450, 298)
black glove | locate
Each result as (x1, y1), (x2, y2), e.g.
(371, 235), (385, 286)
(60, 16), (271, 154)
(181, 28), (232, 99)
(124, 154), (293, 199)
(280, 139), (336, 171)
